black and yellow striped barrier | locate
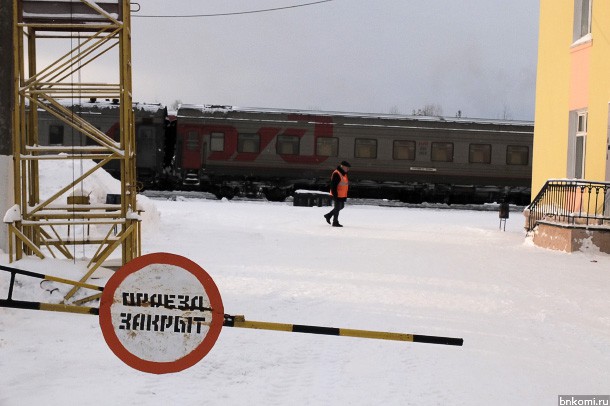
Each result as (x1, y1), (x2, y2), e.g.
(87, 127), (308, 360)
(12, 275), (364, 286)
(223, 314), (464, 346)
(0, 264), (100, 316)
(0, 264), (463, 347)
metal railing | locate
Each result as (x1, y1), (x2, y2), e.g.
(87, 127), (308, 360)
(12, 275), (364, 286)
(525, 179), (610, 232)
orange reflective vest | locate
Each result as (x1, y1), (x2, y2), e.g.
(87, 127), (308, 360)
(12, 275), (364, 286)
(330, 170), (349, 198)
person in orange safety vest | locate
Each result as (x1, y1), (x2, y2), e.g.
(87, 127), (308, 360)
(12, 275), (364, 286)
(324, 161), (351, 227)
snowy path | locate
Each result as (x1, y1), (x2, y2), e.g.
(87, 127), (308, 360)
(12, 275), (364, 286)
(1, 199), (609, 405)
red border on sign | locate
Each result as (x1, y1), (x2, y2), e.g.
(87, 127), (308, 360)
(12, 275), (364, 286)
(99, 253), (224, 374)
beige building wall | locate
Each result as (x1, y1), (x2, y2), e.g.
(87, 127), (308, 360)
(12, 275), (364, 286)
(532, 0), (610, 198)
(532, 1), (573, 196)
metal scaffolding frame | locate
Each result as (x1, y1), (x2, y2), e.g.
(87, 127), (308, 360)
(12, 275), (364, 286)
(7, 0), (140, 303)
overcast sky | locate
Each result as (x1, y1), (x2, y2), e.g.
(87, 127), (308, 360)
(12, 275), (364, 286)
(128, 0), (540, 120)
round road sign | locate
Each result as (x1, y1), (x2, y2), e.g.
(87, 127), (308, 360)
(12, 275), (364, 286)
(99, 253), (224, 374)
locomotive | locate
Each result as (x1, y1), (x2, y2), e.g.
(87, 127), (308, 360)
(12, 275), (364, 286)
(33, 100), (534, 204)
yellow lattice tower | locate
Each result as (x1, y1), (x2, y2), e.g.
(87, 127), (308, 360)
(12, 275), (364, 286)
(8, 0), (140, 303)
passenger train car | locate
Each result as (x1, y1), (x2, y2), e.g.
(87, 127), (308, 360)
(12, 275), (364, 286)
(31, 100), (534, 204)
(175, 105), (533, 204)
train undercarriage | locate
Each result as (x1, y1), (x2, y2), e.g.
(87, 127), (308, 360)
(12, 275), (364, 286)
(159, 173), (531, 205)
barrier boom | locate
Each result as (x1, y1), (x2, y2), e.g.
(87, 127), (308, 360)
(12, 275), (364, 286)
(0, 264), (101, 315)
(223, 314), (464, 346)
(1, 254), (464, 374)
(0, 263), (464, 347)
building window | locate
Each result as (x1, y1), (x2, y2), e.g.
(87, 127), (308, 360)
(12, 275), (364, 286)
(355, 138), (377, 159)
(393, 140), (416, 160)
(431, 142), (453, 162)
(469, 143), (492, 164)
(316, 137), (339, 157)
(506, 145), (529, 166)
(277, 135), (300, 155)
(238, 133), (260, 153)
(575, 111), (587, 178)
(573, 0), (592, 41)
(49, 125), (64, 145)
(210, 132), (225, 152)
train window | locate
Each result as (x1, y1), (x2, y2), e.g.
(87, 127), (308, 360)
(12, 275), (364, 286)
(277, 135), (300, 155)
(316, 137), (339, 157)
(210, 132), (225, 152)
(186, 131), (199, 150)
(469, 144), (491, 164)
(431, 142), (453, 162)
(393, 140), (416, 160)
(49, 125), (64, 145)
(506, 145), (529, 165)
(84, 127), (101, 146)
(136, 125), (155, 153)
(138, 126), (154, 144)
(355, 138), (377, 159)
(238, 133), (260, 153)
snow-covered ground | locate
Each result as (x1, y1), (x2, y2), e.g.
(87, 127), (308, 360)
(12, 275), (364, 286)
(1, 163), (609, 405)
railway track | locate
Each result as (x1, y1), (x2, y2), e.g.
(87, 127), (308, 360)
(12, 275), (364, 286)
(141, 189), (525, 213)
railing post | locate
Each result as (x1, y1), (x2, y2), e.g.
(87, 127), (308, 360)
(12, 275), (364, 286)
(593, 186), (599, 224)
(602, 185), (610, 222)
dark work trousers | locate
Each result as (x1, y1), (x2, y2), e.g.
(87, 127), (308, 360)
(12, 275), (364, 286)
(327, 198), (345, 224)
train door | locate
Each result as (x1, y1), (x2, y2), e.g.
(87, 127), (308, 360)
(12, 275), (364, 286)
(136, 124), (157, 187)
(103, 122), (121, 179)
(180, 127), (205, 186)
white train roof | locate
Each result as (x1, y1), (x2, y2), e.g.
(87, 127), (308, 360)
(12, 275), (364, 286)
(177, 103), (533, 127)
